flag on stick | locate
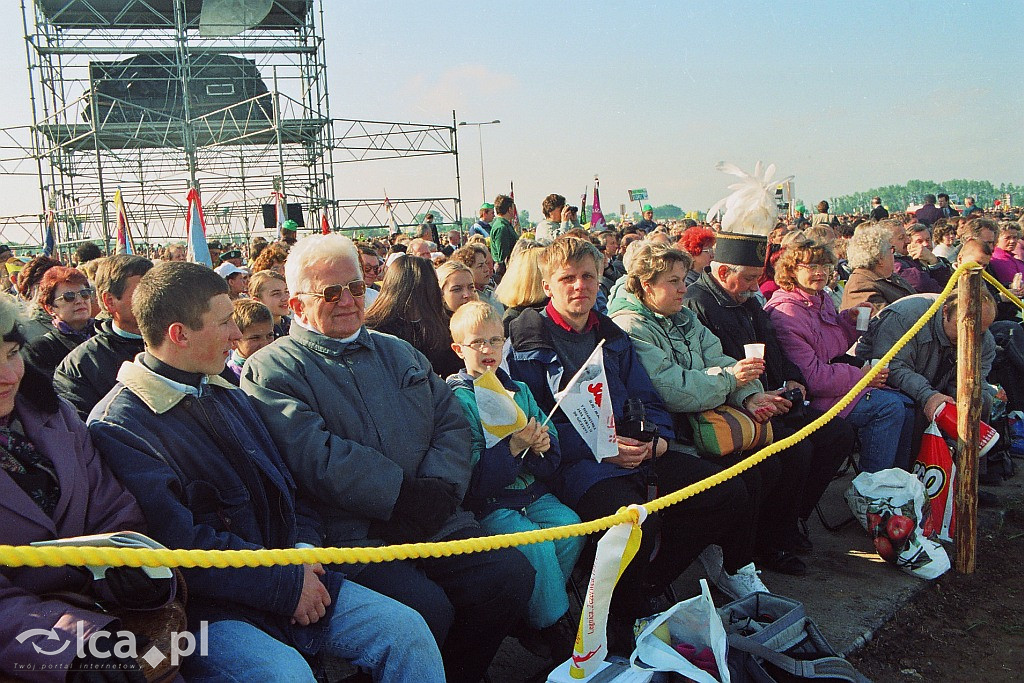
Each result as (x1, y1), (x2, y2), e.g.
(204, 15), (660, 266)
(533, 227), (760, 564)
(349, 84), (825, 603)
(185, 187), (213, 268)
(114, 189), (135, 255)
(580, 187), (588, 226)
(474, 369), (529, 448)
(43, 208), (56, 258)
(384, 192), (399, 236)
(510, 182), (520, 233)
(274, 190), (288, 230)
(591, 178), (607, 233)
(550, 339), (616, 461)
(321, 207), (331, 235)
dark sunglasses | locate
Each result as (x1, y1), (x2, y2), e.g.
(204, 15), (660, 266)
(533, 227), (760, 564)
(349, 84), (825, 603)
(56, 288), (94, 303)
(296, 280), (367, 302)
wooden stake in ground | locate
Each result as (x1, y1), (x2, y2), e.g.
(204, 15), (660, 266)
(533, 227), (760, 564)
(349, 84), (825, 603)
(954, 268), (982, 573)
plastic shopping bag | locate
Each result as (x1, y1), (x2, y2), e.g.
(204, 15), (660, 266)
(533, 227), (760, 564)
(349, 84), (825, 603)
(913, 421), (956, 542)
(845, 468), (950, 580)
(630, 579), (730, 683)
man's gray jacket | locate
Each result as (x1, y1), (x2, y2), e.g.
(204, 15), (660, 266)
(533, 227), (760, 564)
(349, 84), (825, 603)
(855, 293), (996, 410)
(241, 323), (476, 549)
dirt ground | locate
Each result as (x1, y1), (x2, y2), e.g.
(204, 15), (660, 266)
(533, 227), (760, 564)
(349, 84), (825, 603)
(847, 493), (1024, 682)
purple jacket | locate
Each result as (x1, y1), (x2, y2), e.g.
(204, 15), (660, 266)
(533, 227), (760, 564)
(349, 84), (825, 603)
(0, 395), (146, 681)
(764, 288), (868, 417)
(914, 204), (942, 226)
(989, 247), (1024, 286)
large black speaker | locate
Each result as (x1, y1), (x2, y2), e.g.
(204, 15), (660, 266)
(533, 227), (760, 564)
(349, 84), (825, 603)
(262, 203), (305, 228)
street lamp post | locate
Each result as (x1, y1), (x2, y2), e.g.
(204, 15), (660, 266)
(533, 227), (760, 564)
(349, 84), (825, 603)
(458, 119), (500, 206)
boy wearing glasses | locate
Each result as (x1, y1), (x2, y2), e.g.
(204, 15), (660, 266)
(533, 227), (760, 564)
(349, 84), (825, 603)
(446, 301), (582, 660)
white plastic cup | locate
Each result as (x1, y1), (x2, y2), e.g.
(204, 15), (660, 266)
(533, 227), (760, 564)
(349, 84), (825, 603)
(743, 343), (765, 360)
(855, 306), (872, 331)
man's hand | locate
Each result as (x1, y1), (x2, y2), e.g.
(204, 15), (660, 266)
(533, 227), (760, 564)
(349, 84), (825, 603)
(861, 363), (889, 389)
(784, 380), (806, 400)
(605, 436), (652, 469)
(744, 392), (790, 423)
(908, 241), (937, 265)
(387, 477), (460, 542)
(729, 358), (766, 385)
(924, 393), (955, 420)
(291, 563), (331, 626)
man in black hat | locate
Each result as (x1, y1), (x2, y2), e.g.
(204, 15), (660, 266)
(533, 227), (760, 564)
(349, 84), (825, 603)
(684, 229), (856, 568)
(219, 249), (243, 267)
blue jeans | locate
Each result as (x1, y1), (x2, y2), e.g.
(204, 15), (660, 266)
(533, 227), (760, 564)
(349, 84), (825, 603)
(480, 494), (585, 628)
(846, 389), (915, 473)
(182, 580), (444, 683)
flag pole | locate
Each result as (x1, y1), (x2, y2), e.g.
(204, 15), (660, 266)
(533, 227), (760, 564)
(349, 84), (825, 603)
(538, 339), (607, 429)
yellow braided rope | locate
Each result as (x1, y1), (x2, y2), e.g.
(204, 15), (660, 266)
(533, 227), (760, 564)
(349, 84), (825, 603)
(0, 263), (985, 570)
(980, 269), (1024, 312)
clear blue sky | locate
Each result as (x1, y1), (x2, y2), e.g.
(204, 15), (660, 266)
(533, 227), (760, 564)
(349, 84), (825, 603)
(1, 0), (1022, 228)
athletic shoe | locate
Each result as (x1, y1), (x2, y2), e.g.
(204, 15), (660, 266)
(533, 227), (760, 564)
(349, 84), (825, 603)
(715, 563), (770, 602)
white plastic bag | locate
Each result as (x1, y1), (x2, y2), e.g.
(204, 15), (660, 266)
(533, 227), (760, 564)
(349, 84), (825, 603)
(630, 579), (730, 682)
(845, 468), (950, 580)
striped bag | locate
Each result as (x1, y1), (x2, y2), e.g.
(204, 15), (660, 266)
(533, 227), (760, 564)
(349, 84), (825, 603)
(687, 405), (773, 458)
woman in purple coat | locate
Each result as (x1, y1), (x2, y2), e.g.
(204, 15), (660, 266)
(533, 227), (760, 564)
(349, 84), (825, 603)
(764, 239), (915, 472)
(0, 296), (160, 682)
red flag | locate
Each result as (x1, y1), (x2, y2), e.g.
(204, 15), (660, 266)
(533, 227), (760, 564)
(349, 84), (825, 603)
(321, 208), (330, 235)
(510, 182), (520, 232)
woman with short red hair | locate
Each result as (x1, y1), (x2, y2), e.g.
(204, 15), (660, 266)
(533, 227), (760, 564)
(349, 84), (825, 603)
(24, 266), (96, 378)
(677, 226), (716, 285)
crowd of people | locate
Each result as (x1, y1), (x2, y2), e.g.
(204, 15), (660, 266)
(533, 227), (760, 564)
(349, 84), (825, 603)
(0, 190), (1019, 681)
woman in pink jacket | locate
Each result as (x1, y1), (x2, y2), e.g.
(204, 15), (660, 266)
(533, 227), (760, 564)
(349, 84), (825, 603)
(764, 239), (915, 472)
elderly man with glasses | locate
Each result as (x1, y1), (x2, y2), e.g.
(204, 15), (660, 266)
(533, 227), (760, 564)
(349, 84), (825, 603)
(241, 234), (534, 683)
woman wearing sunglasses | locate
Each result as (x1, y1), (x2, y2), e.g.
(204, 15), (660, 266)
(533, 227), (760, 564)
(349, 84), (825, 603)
(765, 239), (915, 473)
(24, 266), (97, 379)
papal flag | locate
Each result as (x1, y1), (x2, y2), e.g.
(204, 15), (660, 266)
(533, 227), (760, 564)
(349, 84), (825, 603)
(114, 189), (135, 255)
(551, 340), (616, 461)
(474, 369), (528, 448)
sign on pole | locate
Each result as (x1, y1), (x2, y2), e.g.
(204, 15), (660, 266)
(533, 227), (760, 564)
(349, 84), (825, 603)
(627, 188), (648, 202)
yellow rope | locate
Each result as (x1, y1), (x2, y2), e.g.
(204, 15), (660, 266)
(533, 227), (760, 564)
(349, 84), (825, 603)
(0, 264), (985, 570)
(980, 269), (1024, 312)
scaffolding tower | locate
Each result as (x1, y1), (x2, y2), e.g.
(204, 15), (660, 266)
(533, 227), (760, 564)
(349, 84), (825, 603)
(18, 0), (461, 255)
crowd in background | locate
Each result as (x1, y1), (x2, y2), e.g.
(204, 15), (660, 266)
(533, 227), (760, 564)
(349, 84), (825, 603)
(0, 190), (1020, 681)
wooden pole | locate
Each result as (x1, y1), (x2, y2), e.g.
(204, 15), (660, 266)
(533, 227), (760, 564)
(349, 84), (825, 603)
(954, 268), (982, 573)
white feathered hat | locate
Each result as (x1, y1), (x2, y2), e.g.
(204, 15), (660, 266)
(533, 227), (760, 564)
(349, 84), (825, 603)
(707, 161), (792, 267)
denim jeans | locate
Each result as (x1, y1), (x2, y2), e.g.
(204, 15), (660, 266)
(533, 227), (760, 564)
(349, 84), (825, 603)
(846, 389), (915, 473)
(182, 580), (444, 682)
(479, 493), (585, 628)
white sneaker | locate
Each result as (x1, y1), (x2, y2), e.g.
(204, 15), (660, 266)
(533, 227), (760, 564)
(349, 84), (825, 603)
(715, 562), (770, 602)
(698, 544), (724, 582)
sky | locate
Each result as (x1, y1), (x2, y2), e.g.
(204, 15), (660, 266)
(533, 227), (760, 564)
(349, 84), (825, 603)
(0, 0), (1022, 241)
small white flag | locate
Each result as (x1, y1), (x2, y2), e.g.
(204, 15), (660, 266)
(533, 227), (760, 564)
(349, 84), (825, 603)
(553, 340), (617, 461)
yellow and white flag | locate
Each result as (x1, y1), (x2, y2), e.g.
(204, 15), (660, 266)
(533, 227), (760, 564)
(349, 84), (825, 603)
(475, 369), (528, 448)
(547, 505), (647, 681)
(552, 340), (617, 462)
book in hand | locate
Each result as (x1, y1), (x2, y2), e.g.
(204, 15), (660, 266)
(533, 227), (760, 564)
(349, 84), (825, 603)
(32, 531), (174, 580)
